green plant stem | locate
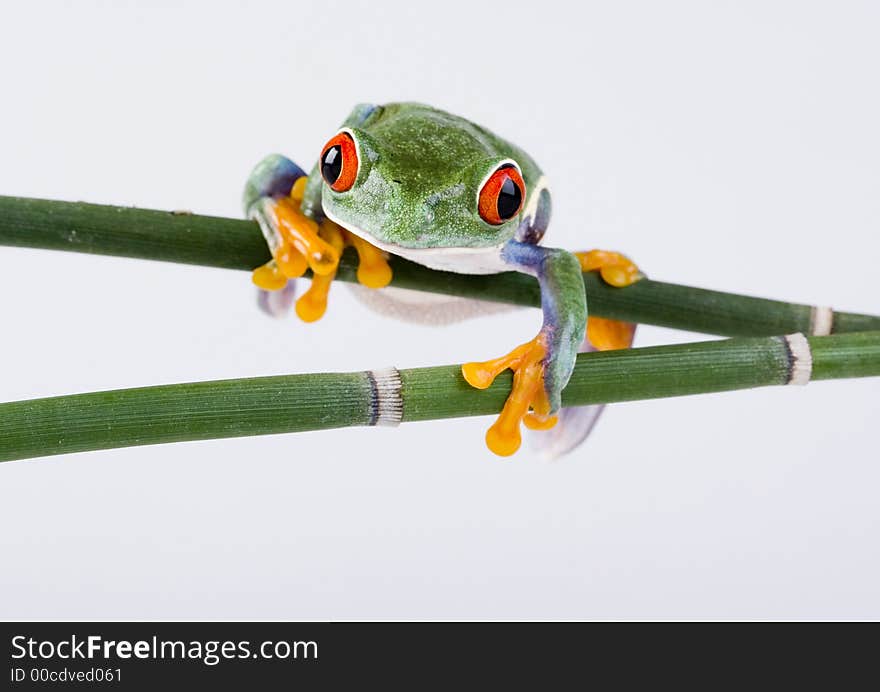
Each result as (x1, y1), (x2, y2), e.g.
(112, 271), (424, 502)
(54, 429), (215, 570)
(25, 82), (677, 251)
(1, 196), (877, 337)
(0, 332), (877, 464)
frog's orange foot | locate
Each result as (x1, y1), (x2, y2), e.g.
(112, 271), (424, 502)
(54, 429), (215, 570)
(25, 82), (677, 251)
(576, 249), (641, 351)
(587, 316), (637, 351)
(576, 249), (643, 288)
(462, 333), (559, 457)
(252, 179), (337, 287)
(252, 177), (392, 322)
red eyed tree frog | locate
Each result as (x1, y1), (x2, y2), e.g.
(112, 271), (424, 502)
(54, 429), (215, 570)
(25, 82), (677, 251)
(244, 103), (640, 457)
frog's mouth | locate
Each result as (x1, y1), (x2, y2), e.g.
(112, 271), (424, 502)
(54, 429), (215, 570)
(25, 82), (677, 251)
(322, 206), (510, 276)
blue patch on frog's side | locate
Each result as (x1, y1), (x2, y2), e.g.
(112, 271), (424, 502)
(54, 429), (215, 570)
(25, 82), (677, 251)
(500, 239), (563, 331)
(349, 103), (381, 126)
(516, 187), (552, 245)
(500, 239), (586, 413)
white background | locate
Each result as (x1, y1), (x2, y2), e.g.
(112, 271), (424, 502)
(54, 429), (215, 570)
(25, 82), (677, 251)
(0, 1), (877, 619)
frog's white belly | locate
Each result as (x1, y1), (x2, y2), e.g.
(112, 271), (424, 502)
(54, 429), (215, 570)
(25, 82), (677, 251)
(384, 243), (507, 274)
(322, 207), (509, 275)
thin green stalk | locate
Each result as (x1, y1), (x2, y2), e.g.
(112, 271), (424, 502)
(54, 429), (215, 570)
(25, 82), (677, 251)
(1, 196), (877, 337)
(1, 332), (877, 464)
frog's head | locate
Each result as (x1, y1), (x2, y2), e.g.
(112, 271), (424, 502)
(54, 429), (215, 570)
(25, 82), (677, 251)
(316, 104), (546, 271)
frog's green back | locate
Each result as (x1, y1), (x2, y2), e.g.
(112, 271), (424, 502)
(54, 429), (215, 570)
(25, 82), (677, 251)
(363, 103), (543, 189)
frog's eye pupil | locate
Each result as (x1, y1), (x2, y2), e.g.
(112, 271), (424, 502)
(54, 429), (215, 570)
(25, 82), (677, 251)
(478, 164), (526, 225)
(321, 145), (343, 185)
(497, 176), (522, 220)
(320, 132), (359, 192)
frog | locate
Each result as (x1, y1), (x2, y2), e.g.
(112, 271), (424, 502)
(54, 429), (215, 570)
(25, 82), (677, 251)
(243, 103), (641, 457)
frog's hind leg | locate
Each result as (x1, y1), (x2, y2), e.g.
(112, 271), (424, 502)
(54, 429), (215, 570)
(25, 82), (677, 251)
(256, 280), (297, 319)
(576, 248), (641, 350)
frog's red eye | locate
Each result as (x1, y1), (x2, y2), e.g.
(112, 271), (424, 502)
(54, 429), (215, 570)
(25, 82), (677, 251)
(320, 132), (359, 192)
(478, 164), (525, 225)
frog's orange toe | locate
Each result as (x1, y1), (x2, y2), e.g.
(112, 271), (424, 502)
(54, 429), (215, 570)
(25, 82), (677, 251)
(346, 231), (393, 289)
(275, 244), (309, 279)
(462, 351), (523, 390)
(522, 412), (559, 431)
(272, 197), (339, 277)
(295, 274), (332, 322)
(575, 249), (642, 288)
(252, 260), (288, 291)
(485, 419), (523, 457)
(587, 316), (637, 351)
(294, 221), (346, 322)
(289, 176), (308, 202)
(462, 334), (555, 457)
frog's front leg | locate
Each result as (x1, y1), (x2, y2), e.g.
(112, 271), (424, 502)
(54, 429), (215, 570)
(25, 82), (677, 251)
(462, 241), (587, 456)
(244, 154), (392, 321)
